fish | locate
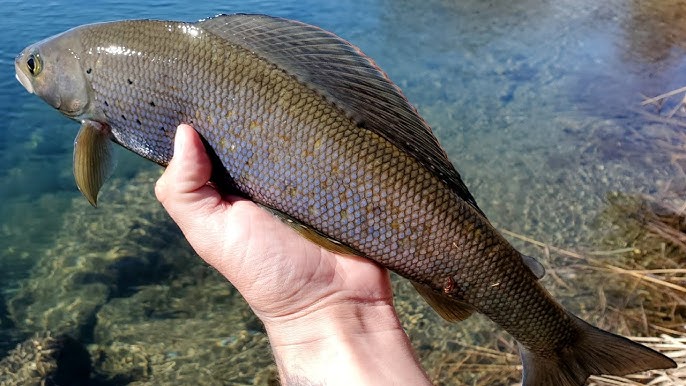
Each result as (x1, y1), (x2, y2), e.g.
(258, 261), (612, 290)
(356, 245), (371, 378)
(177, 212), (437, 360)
(14, 13), (676, 385)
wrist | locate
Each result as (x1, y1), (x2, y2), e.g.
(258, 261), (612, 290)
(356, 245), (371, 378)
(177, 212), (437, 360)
(262, 302), (432, 386)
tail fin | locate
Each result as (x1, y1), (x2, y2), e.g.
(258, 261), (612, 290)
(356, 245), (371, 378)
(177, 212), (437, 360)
(519, 311), (676, 386)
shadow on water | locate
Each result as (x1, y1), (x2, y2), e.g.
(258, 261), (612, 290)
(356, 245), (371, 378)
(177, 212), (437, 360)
(0, 288), (21, 358)
(622, 0), (686, 65)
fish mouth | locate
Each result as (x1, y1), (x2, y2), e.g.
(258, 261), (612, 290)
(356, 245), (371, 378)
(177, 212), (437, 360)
(14, 59), (34, 94)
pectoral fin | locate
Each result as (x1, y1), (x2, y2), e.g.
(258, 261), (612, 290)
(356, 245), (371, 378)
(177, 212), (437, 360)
(73, 120), (115, 207)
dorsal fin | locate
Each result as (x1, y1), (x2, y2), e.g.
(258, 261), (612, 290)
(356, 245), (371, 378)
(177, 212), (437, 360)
(196, 14), (483, 215)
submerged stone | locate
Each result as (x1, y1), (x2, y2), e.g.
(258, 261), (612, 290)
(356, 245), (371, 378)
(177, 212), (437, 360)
(0, 332), (91, 386)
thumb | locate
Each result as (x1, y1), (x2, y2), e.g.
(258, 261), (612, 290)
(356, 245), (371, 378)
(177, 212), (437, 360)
(155, 124), (225, 227)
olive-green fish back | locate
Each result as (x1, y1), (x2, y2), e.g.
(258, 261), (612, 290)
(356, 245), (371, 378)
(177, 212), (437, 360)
(196, 14), (484, 215)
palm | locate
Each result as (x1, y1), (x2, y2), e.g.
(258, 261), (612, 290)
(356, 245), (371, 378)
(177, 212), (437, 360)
(213, 198), (393, 320)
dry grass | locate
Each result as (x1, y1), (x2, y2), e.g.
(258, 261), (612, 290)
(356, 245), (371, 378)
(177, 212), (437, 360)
(426, 232), (685, 385)
(575, 90), (686, 384)
(590, 335), (686, 386)
(425, 88), (686, 385)
(430, 334), (685, 386)
(641, 87), (686, 183)
(503, 225), (685, 385)
(428, 173), (686, 384)
(428, 221), (686, 385)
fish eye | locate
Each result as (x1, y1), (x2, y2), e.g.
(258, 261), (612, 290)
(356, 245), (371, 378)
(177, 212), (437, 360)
(27, 53), (42, 76)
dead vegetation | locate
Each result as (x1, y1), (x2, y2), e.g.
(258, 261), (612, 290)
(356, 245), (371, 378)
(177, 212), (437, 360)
(426, 88), (686, 385)
(428, 218), (685, 385)
(640, 86), (686, 186)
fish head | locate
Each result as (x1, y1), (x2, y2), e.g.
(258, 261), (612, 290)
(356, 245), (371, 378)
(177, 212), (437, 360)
(15, 28), (92, 119)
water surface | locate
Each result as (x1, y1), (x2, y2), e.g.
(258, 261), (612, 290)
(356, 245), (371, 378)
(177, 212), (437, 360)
(1, 0), (685, 384)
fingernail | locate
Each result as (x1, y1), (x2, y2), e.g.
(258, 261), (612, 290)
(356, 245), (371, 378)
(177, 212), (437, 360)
(174, 125), (185, 156)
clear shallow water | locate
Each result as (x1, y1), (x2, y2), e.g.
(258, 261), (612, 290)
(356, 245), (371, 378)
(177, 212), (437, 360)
(1, 0), (685, 384)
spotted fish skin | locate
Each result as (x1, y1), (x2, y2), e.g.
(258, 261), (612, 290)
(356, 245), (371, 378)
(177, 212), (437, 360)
(78, 20), (542, 318)
(15, 14), (676, 386)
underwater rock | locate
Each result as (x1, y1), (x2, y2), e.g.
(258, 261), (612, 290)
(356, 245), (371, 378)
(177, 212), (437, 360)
(6, 170), (186, 339)
(89, 268), (276, 385)
(4, 167), (281, 385)
(0, 332), (91, 386)
(0, 292), (17, 357)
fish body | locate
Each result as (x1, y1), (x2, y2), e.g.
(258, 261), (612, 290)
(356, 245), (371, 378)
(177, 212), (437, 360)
(15, 14), (676, 385)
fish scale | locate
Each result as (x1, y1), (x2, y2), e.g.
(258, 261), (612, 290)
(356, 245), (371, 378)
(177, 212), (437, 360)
(15, 14), (676, 386)
(81, 17), (579, 355)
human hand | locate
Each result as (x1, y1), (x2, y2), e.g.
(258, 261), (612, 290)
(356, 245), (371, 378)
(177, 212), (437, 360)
(154, 124), (394, 323)
(155, 124), (431, 385)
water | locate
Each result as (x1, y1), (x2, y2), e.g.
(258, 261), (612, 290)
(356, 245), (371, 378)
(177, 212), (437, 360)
(1, 0), (685, 384)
